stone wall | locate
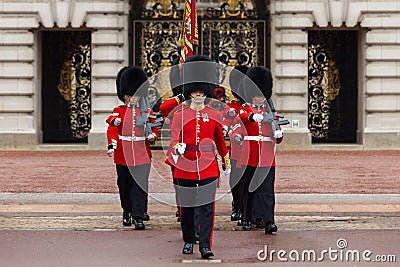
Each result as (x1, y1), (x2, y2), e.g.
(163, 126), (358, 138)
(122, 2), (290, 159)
(270, 0), (400, 149)
(0, 0), (129, 148)
(0, 0), (399, 149)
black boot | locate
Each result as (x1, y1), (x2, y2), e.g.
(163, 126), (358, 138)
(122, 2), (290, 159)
(231, 210), (241, 221)
(122, 212), (132, 226)
(265, 222), (278, 234)
(143, 212), (150, 221)
(182, 243), (194, 254)
(200, 247), (214, 259)
(242, 220), (252, 231)
(255, 218), (266, 229)
(133, 217), (145, 230)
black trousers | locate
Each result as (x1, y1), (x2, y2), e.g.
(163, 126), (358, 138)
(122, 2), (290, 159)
(173, 171), (200, 236)
(116, 164), (149, 219)
(229, 159), (244, 211)
(242, 166), (275, 223)
(176, 177), (217, 249)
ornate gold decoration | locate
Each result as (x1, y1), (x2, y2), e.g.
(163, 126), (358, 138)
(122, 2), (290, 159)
(322, 60), (341, 101)
(57, 61), (76, 101)
(152, 0), (179, 18)
(201, 20), (261, 66)
(308, 44), (341, 139)
(135, 4), (264, 109)
(220, 0), (247, 18)
(308, 44), (330, 139)
(57, 44), (91, 139)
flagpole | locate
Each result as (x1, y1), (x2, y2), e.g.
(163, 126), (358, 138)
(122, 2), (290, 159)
(177, 0), (198, 144)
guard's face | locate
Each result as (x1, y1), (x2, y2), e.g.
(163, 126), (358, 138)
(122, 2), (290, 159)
(190, 90), (206, 105)
(252, 95), (266, 105)
(125, 95), (140, 105)
(190, 90), (205, 98)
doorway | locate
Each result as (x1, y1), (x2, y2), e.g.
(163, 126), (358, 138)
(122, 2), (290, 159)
(41, 31), (91, 143)
(308, 30), (358, 143)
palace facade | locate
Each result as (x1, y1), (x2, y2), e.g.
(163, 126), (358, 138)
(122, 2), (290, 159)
(0, 0), (399, 149)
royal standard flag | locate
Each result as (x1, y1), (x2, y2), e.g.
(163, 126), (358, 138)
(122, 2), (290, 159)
(178, 0), (198, 64)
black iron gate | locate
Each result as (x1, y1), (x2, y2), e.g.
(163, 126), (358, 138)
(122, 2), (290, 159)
(133, 2), (267, 108)
(42, 31), (91, 143)
(308, 30), (358, 143)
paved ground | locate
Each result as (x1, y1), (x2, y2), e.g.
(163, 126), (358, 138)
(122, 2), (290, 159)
(1, 150), (399, 194)
(0, 150), (399, 266)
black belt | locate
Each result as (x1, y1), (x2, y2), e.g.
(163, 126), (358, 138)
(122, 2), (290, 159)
(185, 144), (215, 152)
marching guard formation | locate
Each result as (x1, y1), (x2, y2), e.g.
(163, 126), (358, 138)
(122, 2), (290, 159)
(105, 54), (288, 259)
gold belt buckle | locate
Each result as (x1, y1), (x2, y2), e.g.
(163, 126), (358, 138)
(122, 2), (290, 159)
(258, 136), (262, 141)
(130, 136), (136, 141)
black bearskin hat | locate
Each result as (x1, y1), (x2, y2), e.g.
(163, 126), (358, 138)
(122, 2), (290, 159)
(169, 57), (182, 96)
(229, 65), (249, 101)
(116, 66), (130, 102)
(182, 55), (216, 100)
(120, 66), (149, 97)
(243, 66), (273, 102)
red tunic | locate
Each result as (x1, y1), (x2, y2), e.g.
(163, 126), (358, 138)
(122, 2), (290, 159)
(106, 105), (159, 166)
(160, 97), (188, 166)
(224, 100), (245, 161)
(237, 104), (283, 168)
(159, 96), (182, 117)
(227, 99), (241, 112)
(169, 105), (229, 180)
(106, 125), (118, 150)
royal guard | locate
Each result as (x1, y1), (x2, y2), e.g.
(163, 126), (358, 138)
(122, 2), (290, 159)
(159, 57), (186, 222)
(106, 66), (159, 230)
(225, 65), (249, 223)
(168, 55), (230, 259)
(238, 66), (284, 234)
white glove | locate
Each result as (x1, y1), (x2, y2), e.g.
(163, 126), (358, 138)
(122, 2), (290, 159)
(227, 108), (237, 117)
(222, 125), (229, 137)
(147, 133), (156, 142)
(107, 149), (115, 157)
(274, 130), (283, 139)
(252, 113), (264, 123)
(223, 168), (231, 176)
(113, 118), (121, 126)
(175, 143), (186, 156)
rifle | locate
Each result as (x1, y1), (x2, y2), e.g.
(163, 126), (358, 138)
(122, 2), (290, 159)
(262, 98), (290, 131)
(136, 97), (163, 138)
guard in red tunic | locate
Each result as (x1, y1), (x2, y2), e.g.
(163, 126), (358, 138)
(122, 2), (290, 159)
(106, 66), (159, 230)
(225, 65), (249, 222)
(238, 66), (284, 234)
(168, 55), (230, 259)
(159, 58), (186, 222)
(106, 66), (133, 226)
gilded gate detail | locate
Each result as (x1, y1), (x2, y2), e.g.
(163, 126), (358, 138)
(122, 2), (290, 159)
(308, 30), (358, 143)
(133, 1), (267, 107)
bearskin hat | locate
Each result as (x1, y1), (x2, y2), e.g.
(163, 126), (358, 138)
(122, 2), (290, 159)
(120, 66), (149, 97)
(169, 57), (182, 96)
(182, 54), (216, 100)
(116, 66), (130, 102)
(229, 65), (249, 102)
(243, 66), (273, 102)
